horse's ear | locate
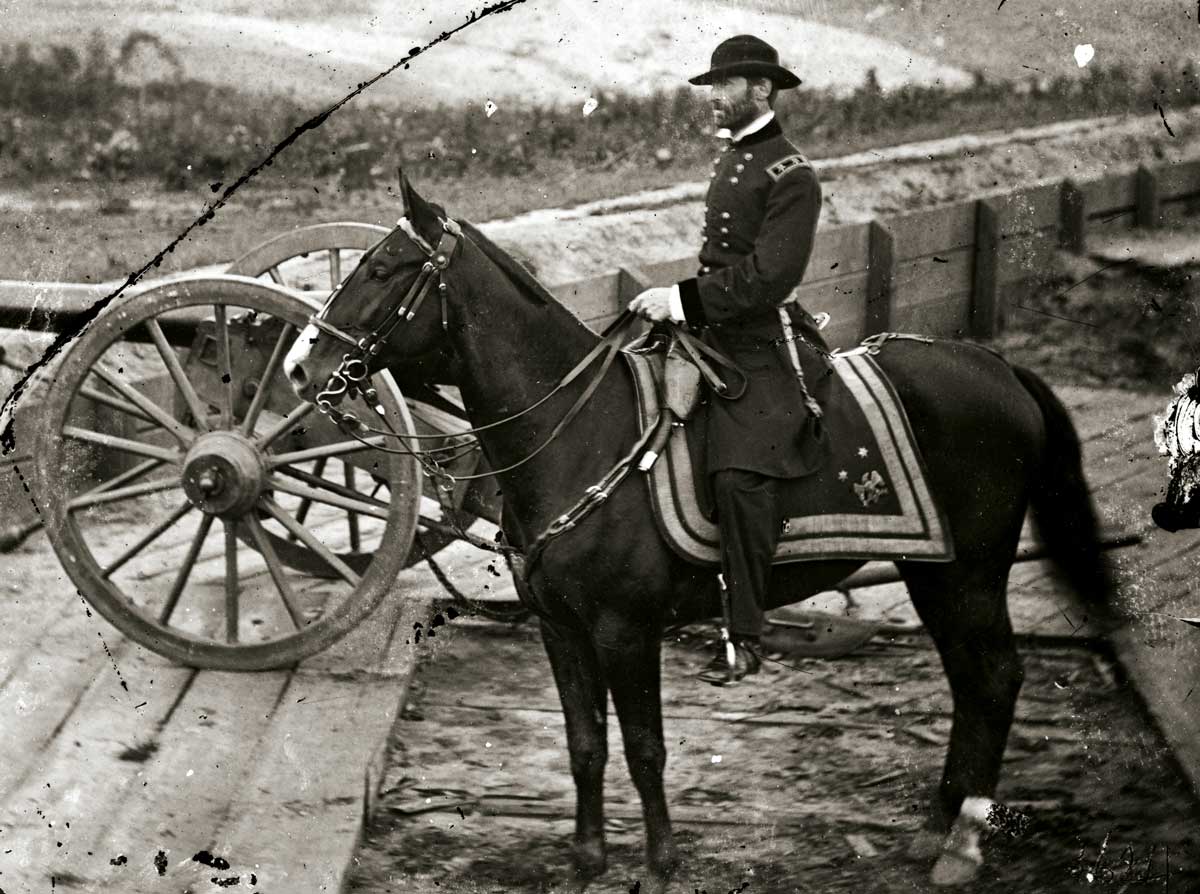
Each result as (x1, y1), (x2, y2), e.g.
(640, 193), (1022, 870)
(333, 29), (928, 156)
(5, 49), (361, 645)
(398, 171), (441, 243)
(396, 167), (410, 218)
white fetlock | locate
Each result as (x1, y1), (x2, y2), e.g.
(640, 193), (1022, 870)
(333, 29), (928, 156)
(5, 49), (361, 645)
(929, 796), (991, 887)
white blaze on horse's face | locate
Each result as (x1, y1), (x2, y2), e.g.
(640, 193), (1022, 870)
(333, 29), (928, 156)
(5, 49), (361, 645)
(283, 322), (320, 387)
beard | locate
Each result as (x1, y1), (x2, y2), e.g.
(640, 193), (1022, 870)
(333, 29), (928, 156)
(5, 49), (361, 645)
(712, 86), (760, 132)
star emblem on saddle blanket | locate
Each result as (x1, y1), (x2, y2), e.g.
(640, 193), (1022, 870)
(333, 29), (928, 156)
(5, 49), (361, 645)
(853, 470), (889, 507)
(837, 470), (848, 481)
(857, 446), (869, 458)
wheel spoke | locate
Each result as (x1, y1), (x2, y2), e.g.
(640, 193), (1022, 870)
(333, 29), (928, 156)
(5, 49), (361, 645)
(240, 322), (296, 437)
(259, 497), (361, 586)
(222, 519), (239, 644)
(74, 457), (164, 502)
(328, 249), (342, 290)
(68, 475), (181, 510)
(267, 474), (388, 521)
(212, 304), (235, 429)
(344, 465), (361, 551)
(103, 501), (193, 578)
(276, 461), (388, 510)
(145, 318), (212, 432)
(63, 426), (183, 464)
(244, 517), (305, 630)
(78, 384), (156, 425)
(159, 513), (215, 626)
(290, 457), (326, 538)
(268, 435), (385, 467)
(87, 363), (197, 447)
(267, 266), (286, 286)
(254, 402), (314, 450)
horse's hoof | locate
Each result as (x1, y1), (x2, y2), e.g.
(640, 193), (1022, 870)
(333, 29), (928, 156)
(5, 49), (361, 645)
(638, 875), (671, 894)
(929, 809), (985, 886)
(907, 826), (947, 861)
(930, 848), (983, 886)
(571, 840), (607, 882)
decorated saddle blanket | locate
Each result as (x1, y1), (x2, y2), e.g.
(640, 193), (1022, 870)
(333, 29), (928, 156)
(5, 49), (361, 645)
(625, 349), (954, 566)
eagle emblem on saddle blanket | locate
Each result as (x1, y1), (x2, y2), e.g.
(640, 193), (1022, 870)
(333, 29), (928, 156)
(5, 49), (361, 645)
(625, 342), (954, 565)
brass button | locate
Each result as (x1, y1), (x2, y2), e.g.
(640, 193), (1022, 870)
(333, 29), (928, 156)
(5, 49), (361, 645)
(710, 172), (717, 178)
(720, 241), (730, 248)
(729, 176), (739, 184)
(743, 152), (753, 160)
(701, 266), (711, 274)
(720, 211), (731, 219)
(720, 227), (729, 234)
(735, 164), (745, 172)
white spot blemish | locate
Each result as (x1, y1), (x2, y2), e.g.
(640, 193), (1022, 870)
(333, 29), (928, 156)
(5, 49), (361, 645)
(711, 755), (722, 764)
(582, 97), (599, 116)
(484, 99), (499, 118)
(1074, 44), (1095, 67)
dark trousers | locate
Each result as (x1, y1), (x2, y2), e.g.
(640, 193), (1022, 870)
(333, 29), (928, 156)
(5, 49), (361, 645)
(712, 468), (783, 640)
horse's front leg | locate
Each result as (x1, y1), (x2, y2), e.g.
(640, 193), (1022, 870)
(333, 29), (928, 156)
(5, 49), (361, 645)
(541, 617), (610, 883)
(596, 619), (677, 893)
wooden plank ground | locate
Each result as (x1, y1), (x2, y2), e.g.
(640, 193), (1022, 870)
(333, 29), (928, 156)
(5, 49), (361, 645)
(0, 376), (1193, 891)
(0, 514), (433, 894)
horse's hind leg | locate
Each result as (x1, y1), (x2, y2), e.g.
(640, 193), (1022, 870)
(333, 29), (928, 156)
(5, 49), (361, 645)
(541, 618), (610, 883)
(901, 561), (1025, 885)
(594, 618), (677, 893)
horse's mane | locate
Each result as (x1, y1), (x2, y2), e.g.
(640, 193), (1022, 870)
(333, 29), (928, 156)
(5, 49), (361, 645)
(454, 218), (551, 306)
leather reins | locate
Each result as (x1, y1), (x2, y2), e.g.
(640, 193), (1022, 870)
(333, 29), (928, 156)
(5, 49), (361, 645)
(307, 219), (647, 486)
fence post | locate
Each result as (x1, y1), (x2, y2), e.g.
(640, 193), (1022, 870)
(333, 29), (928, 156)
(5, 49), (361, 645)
(617, 266), (653, 306)
(1135, 164), (1161, 229)
(863, 220), (894, 338)
(970, 199), (1001, 339)
(1059, 179), (1086, 254)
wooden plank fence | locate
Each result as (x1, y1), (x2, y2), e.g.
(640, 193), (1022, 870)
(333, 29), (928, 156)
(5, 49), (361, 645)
(1, 158), (1196, 348)
(561, 157), (1200, 341)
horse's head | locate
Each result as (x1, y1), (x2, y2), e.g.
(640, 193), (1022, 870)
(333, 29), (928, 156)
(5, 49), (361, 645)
(284, 173), (463, 406)
(1152, 370), (1200, 532)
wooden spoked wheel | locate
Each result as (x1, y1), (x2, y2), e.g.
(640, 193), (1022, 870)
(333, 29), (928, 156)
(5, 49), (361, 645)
(225, 222), (480, 570)
(35, 275), (421, 670)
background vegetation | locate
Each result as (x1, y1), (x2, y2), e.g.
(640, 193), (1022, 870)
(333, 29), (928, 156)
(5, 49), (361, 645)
(2, 34), (1198, 194)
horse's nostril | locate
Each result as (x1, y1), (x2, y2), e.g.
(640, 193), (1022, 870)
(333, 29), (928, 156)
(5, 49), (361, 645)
(289, 361), (309, 390)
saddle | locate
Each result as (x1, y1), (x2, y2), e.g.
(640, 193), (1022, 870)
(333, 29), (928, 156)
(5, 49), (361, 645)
(624, 335), (955, 566)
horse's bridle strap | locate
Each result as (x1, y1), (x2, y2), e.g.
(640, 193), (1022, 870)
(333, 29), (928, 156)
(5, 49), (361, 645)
(307, 314), (360, 348)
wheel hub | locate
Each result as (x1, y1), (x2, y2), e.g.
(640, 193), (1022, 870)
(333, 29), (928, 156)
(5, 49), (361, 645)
(181, 430), (267, 517)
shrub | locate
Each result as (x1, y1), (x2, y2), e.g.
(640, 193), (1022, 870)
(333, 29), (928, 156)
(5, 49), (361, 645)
(0, 34), (1195, 190)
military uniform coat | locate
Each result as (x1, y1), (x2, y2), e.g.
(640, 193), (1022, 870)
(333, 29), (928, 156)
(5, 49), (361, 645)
(677, 117), (832, 479)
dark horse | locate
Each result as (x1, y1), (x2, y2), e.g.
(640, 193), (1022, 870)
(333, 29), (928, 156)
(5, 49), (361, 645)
(283, 177), (1112, 890)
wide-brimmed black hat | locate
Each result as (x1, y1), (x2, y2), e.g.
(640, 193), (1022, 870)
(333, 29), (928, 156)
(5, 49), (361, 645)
(688, 35), (801, 89)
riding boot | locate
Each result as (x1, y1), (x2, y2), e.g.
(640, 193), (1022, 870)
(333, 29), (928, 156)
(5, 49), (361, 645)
(713, 469), (782, 637)
(702, 469), (783, 684)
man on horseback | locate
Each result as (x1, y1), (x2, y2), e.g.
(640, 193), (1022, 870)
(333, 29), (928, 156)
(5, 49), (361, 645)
(629, 34), (831, 684)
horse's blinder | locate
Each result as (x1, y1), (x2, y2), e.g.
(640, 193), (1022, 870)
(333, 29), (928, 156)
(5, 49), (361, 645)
(312, 218), (463, 413)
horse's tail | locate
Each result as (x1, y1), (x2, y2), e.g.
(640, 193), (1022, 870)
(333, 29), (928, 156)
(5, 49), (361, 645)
(1012, 365), (1114, 609)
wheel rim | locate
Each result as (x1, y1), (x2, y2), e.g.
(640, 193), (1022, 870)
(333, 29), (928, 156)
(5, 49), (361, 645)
(35, 275), (420, 670)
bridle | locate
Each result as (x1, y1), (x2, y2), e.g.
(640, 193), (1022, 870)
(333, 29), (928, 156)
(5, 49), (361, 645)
(304, 216), (655, 483)
(311, 216), (463, 416)
(300, 212), (674, 588)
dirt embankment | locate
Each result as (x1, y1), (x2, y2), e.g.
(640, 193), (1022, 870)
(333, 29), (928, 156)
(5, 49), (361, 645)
(481, 107), (1200, 287)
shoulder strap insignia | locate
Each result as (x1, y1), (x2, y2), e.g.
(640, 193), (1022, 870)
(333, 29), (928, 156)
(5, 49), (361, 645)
(766, 153), (809, 182)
